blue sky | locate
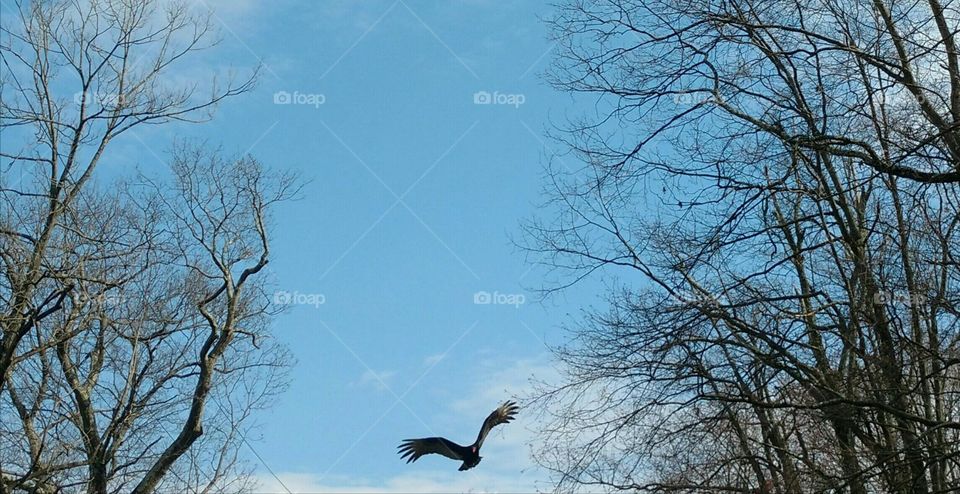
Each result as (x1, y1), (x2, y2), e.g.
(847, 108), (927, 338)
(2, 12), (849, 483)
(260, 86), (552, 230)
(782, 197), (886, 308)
(87, 1), (605, 491)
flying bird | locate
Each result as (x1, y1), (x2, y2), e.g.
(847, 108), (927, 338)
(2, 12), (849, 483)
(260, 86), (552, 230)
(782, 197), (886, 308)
(397, 400), (519, 471)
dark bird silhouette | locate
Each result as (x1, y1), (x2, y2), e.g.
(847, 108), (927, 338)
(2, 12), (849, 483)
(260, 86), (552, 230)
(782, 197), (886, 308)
(397, 400), (519, 471)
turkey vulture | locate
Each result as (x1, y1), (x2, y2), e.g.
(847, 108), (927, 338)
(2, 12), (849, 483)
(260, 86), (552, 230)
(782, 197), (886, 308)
(397, 400), (519, 471)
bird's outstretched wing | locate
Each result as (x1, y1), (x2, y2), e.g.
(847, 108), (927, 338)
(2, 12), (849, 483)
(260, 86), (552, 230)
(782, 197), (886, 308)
(397, 437), (468, 463)
(474, 400), (519, 449)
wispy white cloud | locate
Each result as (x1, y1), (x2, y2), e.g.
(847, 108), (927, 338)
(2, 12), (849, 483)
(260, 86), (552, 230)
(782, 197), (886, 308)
(422, 353), (446, 367)
(351, 369), (399, 391)
(255, 470), (537, 494)
(257, 356), (559, 493)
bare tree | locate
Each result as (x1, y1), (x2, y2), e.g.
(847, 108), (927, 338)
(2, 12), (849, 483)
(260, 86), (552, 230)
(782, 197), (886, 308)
(527, 0), (960, 493)
(0, 2), (298, 493)
(1, 145), (298, 493)
(0, 0), (255, 382)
